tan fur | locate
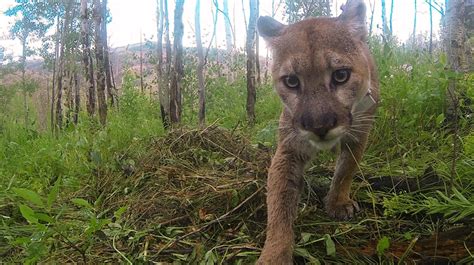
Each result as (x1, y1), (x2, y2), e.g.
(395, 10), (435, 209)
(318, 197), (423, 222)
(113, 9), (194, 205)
(256, 1), (379, 264)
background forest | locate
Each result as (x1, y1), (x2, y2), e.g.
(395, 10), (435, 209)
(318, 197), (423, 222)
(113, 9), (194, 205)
(0, 0), (473, 264)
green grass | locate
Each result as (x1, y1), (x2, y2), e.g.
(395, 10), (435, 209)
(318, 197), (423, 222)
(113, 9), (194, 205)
(0, 42), (473, 264)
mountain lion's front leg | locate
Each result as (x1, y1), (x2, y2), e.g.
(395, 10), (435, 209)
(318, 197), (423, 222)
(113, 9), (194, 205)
(324, 131), (369, 220)
(258, 146), (307, 265)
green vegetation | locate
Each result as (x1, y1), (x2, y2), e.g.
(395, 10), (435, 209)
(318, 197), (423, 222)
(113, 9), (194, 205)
(1, 41), (473, 264)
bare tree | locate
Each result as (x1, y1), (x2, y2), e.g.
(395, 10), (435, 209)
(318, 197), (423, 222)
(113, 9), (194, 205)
(73, 71), (80, 124)
(425, 0), (445, 52)
(223, 0), (233, 53)
(101, 0), (115, 106)
(51, 15), (60, 132)
(264, 0), (283, 83)
(381, 0), (389, 41)
(164, 0), (172, 124)
(56, 3), (74, 130)
(255, 0), (261, 85)
(389, 0), (394, 35)
(413, 0), (417, 47)
(170, 0), (185, 124)
(20, 24), (29, 128)
(156, 0), (170, 129)
(444, 0), (471, 123)
(64, 71), (73, 125)
(139, 30), (144, 93)
(368, 0), (376, 37)
(429, 0), (433, 53)
(94, 0), (107, 125)
(211, 1), (221, 77)
(223, 0), (235, 83)
(195, 0), (206, 127)
(241, 0), (248, 31)
(81, 0), (96, 117)
(246, 0), (258, 125)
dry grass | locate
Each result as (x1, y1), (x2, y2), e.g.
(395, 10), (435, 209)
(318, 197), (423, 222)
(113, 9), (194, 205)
(87, 126), (271, 262)
(41, 126), (472, 264)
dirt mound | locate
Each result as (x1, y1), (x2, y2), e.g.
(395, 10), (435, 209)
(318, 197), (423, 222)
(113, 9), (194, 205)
(99, 126), (271, 262)
(93, 126), (473, 264)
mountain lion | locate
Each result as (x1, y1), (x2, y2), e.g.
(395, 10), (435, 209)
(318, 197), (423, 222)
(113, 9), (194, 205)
(256, 0), (379, 263)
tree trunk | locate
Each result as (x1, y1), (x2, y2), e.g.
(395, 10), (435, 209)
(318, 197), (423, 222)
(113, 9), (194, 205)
(156, 0), (170, 129)
(389, 0), (394, 35)
(73, 71), (80, 124)
(55, 66), (63, 131)
(81, 0), (96, 117)
(195, 0), (206, 127)
(163, 0), (172, 126)
(381, 0), (389, 41)
(109, 60), (118, 108)
(429, 0), (433, 54)
(223, 0), (235, 83)
(101, 0), (115, 107)
(94, 0), (107, 125)
(223, 0), (233, 53)
(140, 30), (144, 93)
(444, 0), (471, 123)
(413, 0), (417, 47)
(255, 0), (260, 85)
(368, 0), (375, 37)
(64, 71), (72, 126)
(242, 0), (248, 34)
(56, 16), (68, 131)
(20, 31), (28, 129)
(51, 15), (60, 133)
(211, 2), (221, 77)
(169, 0), (185, 124)
(246, 0), (258, 125)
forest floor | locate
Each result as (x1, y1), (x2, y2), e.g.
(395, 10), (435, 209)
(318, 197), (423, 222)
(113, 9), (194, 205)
(88, 126), (473, 264)
(3, 125), (471, 264)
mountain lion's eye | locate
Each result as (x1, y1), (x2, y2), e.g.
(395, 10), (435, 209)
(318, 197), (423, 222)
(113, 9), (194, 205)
(283, 75), (300, 89)
(332, 69), (351, 85)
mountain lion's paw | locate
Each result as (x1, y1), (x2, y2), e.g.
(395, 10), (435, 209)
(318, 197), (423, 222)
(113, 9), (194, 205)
(324, 197), (360, 220)
(257, 249), (293, 265)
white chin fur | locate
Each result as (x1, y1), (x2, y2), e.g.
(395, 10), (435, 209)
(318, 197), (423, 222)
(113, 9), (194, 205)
(309, 138), (340, 150)
(300, 127), (344, 150)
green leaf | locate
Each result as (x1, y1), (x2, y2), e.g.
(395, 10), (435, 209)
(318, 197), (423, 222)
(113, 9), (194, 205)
(13, 188), (44, 208)
(113, 206), (128, 220)
(403, 232), (413, 240)
(435, 114), (445, 125)
(71, 198), (94, 210)
(35, 212), (54, 223)
(202, 249), (217, 265)
(323, 234), (336, 257)
(452, 188), (469, 203)
(47, 179), (61, 209)
(19, 204), (38, 224)
(300, 232), (313, 244)
(294, 247), (320, 264)
(12, 237), (31, 245)
(376, 236), (390, 256)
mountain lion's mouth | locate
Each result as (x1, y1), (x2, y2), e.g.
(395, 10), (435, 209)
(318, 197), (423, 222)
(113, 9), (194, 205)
(300, 127), (345, 150)
(308, 137), (341, 150)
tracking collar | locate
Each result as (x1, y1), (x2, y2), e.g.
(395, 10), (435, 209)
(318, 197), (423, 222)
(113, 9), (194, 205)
(353, 87), (377, 113)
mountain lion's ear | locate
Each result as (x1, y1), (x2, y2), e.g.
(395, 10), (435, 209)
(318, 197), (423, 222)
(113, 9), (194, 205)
(338, 0), (367, 41)
(257, 16), (286, 40)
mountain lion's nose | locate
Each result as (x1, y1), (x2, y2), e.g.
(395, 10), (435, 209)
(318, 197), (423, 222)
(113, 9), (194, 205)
(301, 112), (337, 139)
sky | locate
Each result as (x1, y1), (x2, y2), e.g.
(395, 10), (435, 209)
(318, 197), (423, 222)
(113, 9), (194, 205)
(0, 0), (442, 60)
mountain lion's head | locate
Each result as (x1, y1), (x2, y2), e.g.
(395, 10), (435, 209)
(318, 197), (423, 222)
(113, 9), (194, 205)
(258, 0), (378, 150)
